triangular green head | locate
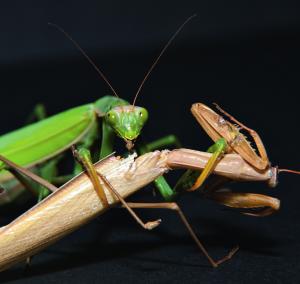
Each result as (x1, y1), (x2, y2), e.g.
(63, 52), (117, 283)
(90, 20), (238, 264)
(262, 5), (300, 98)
(95, 96), (148, 152)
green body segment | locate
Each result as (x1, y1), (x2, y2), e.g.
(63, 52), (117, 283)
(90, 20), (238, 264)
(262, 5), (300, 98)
(0, 104), (96, 170)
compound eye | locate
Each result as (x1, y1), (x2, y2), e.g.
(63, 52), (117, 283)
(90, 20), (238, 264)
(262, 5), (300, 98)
(138, 108), (148, 125)
(105, 110), (119, 126)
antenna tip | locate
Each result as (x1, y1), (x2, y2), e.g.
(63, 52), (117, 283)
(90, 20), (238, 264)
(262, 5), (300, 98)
(278, 168), (300, 175)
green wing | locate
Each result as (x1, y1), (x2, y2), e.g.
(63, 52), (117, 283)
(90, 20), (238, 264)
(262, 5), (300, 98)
(0, 104), (96, 169)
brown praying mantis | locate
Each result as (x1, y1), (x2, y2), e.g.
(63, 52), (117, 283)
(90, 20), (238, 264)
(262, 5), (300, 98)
(184, 102), (299, 216)
(0, 102), (297, 272)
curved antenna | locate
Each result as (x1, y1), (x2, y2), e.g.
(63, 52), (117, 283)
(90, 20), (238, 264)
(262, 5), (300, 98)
(48, 23), (123, 106)
(278, 169), (300, 174)
(132, 15), (196, 106)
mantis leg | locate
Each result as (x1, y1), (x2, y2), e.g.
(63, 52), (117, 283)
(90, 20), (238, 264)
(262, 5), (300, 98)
(99, 118), (116, 159)
(115, 202), (238, 267)
(0, 152), (74, 202)
(0, 152), (73, 205)
(72, 147), (161, 229)
(0, 156), (58, 196)
(37, 155), (66, 201)
(201, 176), (280, 217)
(213, 103), (269, 165)
(135, 135), (181, 202)
(185, 138), (228, 192)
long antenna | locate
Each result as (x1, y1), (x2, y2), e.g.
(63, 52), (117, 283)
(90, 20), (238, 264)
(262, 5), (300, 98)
(48, 23), (123, 106)
(278, 169), (300, 174)
(132, 14), (197, 106)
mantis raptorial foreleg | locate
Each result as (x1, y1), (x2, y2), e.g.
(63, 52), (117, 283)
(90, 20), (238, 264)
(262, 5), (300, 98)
(213, 103), (269, 168)
(191, 103), (271, 171)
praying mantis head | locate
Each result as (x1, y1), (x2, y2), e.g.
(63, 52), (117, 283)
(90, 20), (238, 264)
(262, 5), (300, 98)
(105, 103), (148, 150)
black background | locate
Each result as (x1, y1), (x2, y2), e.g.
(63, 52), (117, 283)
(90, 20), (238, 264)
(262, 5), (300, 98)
(1, 1), (300, 283)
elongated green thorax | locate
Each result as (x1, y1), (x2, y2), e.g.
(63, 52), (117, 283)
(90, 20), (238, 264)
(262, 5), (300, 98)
(105, 105), (148, 151)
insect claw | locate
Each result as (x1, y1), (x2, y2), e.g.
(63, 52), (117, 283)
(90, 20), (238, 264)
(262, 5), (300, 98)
(145, 219), (162, 230)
